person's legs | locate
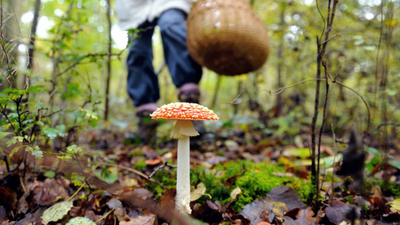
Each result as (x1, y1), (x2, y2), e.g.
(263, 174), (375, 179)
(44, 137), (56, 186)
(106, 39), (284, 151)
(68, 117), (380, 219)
(126, 21), (159, 145)
(157, 9), (203, 103)
(127, 21), (159, 111)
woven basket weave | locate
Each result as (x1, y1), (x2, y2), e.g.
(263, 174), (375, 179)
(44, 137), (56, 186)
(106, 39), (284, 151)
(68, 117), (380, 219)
(187, 0), (269, 76)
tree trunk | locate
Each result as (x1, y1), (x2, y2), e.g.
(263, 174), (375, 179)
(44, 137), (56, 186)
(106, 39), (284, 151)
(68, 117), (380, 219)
(104, 0), (112, 122)
(1, 0), (22, 89)
(275, 3), (285, 117)
(24, 0), (41, 91)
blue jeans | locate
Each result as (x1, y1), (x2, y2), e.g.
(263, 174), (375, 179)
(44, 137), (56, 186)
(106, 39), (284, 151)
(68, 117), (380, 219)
(126, 9), (202, 107)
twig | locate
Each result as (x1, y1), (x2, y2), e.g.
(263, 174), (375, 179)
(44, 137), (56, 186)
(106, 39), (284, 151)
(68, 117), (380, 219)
(67, 181), (85, 201)
(211, 75), (222, 109)
(312, 0), (339, 212)
(310, 35), (321, 205)
(230, 78), (325, 104)
(333, 80), (371, 134)
(42, 106), (66, 118)
(19, 175), (27, 193)
(0, 104), (16, 131)
(330, 123), (336, 199)
(100, 162), (165, 187)
(95, 201), (120, 224)
(55, 51), (125, 78)
(148, 162), (177, 179)
(316, 58), (331, 208)
(369, 123), (400, 134)
(2, 156), (10, 172)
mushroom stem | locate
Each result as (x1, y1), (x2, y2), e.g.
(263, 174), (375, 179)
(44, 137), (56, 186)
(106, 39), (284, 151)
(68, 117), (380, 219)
(176, 135), (192, 214)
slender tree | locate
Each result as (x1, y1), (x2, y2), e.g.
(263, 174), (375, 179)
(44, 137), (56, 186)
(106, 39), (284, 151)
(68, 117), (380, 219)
(24, 0), (41, 91)
(104, 0), (112, 122)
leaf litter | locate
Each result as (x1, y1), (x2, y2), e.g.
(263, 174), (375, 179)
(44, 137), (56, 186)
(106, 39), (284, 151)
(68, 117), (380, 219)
(0, 127), (400, 225)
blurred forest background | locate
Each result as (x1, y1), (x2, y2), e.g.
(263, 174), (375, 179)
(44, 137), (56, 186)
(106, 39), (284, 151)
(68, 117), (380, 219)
(1, 0), (399, 142)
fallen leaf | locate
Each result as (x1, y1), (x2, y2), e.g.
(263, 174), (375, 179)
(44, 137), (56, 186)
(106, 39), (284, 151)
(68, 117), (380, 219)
(120, 214), (157, 225)
(295, 207), (319, 225)
(325, 200), (360, 224)
(160, 188), (176, 209)
(66, 217), (96, 225)
(282, 216), (297, 225)
(267, 186), (306, 210)
(191, 183), (208, 202)
(388, 199), (400, 212)
(32, 178), (70, 205)
(240, 197), (280, 224)
(230, 187), (242, 201)
(107, 199), (124, 222)
(145, 156), (164, 166)
(41, 201), (73, 224)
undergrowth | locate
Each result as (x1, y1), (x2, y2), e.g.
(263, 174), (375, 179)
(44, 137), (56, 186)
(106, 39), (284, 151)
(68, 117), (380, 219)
(149, 160), (312, 212)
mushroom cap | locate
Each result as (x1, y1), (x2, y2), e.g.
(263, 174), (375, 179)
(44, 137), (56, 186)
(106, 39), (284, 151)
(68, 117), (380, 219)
(150, 102), (219, 121)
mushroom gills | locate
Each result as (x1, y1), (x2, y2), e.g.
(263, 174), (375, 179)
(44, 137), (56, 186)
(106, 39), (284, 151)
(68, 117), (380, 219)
(171, 120), (200, 139)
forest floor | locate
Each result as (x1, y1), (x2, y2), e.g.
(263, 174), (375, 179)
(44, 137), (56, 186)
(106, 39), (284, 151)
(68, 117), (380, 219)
(1, 123), (400, 225)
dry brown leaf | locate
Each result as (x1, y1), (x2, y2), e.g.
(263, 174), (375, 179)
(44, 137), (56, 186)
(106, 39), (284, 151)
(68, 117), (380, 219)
(120, 214), (157, 225)
(240, 197), (283, 224)
(267, 186), (306, 211)
(325, 200), (361, 224)
(295, 207), (319, 225)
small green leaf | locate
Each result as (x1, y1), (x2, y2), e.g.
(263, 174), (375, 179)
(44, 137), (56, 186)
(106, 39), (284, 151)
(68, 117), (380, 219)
(363, 45), (376, 51)
(41, 125), (66, 139)
(354, 40), (364, 45)
(6, 136), (24, 147)
(41, 201), (73, 224)
(66, 145), (82, 154)
(93, 166), (118, 184)
(27, 85), (45, 93)
(44, 171), (56, 178)
(365, 147), (381, 156)
(283, 148), (311, 159)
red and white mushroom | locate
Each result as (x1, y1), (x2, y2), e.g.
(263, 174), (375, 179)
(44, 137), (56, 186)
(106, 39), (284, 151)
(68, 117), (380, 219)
(150, 102), (219, 214)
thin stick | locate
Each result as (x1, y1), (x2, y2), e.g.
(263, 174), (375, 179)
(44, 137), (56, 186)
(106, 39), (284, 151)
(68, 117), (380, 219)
(331, 123), (336, 199)
(95, 201), (120, 224)
(211, 75), (222, 109)
(100, 162), (165, 187)
(148, 162), (177, 179)
(67, 182), (85, 201)
(2, 156), (10, 172)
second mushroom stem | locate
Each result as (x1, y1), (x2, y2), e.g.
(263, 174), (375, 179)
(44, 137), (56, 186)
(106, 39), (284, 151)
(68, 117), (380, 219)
(176, 135), (192, 214)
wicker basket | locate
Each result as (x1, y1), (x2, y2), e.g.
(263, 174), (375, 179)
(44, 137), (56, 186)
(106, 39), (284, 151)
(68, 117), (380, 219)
(187, 0), (269, 76)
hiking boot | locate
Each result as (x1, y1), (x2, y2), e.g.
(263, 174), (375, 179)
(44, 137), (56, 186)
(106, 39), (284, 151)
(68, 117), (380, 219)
(178, 83), (200, 104)
(124, 103), (159, 146)
(137, 110), (159, 145)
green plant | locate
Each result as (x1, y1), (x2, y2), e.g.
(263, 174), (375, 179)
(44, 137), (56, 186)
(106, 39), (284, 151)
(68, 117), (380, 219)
(189, 160), (312, 212)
